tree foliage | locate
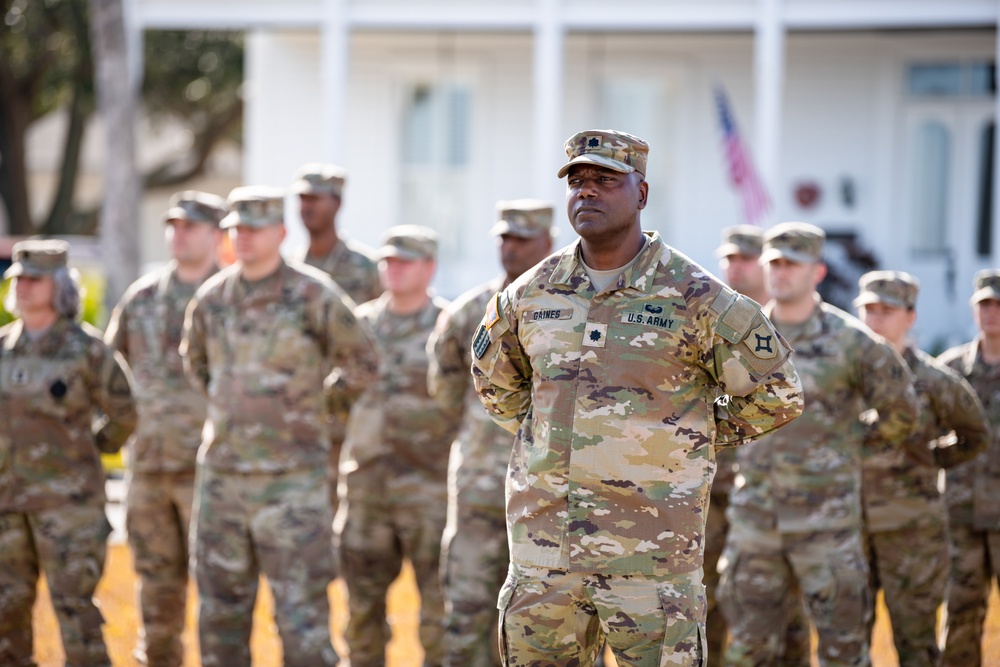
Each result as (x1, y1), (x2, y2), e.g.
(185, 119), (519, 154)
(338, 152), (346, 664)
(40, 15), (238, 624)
(0, 0), (243, 236)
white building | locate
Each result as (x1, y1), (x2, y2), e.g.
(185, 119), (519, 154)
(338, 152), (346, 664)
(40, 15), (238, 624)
(133, 0), (1000, 350)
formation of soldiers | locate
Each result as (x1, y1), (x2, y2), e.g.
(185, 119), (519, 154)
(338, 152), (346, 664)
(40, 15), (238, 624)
(0, 127), (997, 667)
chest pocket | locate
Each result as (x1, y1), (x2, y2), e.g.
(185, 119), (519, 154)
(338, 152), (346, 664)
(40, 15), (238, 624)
(5, 357), (87, 421)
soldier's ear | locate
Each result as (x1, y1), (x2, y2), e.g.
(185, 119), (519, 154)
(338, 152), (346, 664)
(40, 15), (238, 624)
(812, 262), (828, 286)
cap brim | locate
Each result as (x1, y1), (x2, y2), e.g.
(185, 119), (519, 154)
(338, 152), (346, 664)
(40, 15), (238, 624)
(490, 220), (540, 238)
(3, 264), (48, 280)
(714, 242), (761, 259)
(378, 247), (426, 261)
(852, 292), (908, 309)
(759, 247), (819, 265)
(557, 155), (636, 179)
(971, 287), (1000, 304)
(220, 214), (283, 230)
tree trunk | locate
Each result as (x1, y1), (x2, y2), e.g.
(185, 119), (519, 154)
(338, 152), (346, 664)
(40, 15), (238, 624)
(40, 81), (89, 236)
(0, 80), (36, 236)
(88, 0), (139, 317)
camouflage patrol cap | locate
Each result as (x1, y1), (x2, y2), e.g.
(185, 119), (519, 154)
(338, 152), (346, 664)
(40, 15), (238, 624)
(290, 163), (347, 198)
(378, 224), (438, 261)
(162, 190), (228, 227)
(715, 224), (764, 258)
(760, 222), (826, 264)
(4, 239), (70, 279)
(220, 186), (286, 229)
(971, 269), (1000, 304)
(853, 270), (920, 310)
(490, 199), (556, 238)
(557, 129), (648, 178)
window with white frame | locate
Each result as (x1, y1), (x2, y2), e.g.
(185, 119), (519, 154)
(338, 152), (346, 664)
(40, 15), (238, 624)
(399, 82), (471, 263)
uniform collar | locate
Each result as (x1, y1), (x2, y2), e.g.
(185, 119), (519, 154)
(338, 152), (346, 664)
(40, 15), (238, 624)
(548, 230), (665, 295)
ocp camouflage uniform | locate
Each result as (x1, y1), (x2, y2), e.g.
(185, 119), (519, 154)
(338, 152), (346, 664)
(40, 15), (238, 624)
(105, 260), (218, 666)
(938, 324), (1000, 667)
(182, 189), (379, 667)
(429, 276), (510, 667)
(0, 314), (136, 666)
(472, 229), (803, 667)
(860, 343), (988, 667)
(338, 288), (459, 667)
(720, 296), (918, 667)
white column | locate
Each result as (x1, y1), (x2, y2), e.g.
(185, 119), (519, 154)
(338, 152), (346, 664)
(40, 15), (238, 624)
(320, 0), (351, 163)
(754, 0), (784, 217)
(534, 0), (565, 200)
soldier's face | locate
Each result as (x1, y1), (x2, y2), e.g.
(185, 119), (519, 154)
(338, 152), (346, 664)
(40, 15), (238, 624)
(166, 218), (220, 266)
(498, 233), (553, 280)
(298, 193), (340, 234)
(231, 224), (285, 267)
(14, 275), (56, 316)
(858, 302), (915, 345)
(720, 253), (766, 298)
(974, 298), (1000, 336)
(379, 256), (435, 296)
(765, 257), (825, 303)
(566, 165), (647, 244)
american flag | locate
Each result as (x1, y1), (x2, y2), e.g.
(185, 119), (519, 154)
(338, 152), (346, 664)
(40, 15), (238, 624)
(714, 86), (772, 227)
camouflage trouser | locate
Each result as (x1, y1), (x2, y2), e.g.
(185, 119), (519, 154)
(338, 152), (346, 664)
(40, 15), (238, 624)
(126, 471), (196, 667)
(719, 528), (872, 667)
(191, 466), (338, 667)
(865, 522), (947, 667)
(705, 497), (810, 667)
(440, 501), (508, 667)
(497, 563), (707, 667)
(338, 466), (448, 667)
(941, 522), (1000, 667)
(704, 493), (729, 666)
(0, 503), (111, 667)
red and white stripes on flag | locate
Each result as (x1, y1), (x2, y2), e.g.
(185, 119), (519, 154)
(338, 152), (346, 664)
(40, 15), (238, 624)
(714, 86), (772, 227)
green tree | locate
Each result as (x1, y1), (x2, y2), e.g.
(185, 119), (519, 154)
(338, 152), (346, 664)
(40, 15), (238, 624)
(0, 0), (243, 236)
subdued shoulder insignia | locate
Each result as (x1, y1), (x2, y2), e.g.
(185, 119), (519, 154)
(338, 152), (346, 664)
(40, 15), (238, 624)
(484, 293), (502, 330)
(472, 324), (491, 359)
(745, 323), (777, 359)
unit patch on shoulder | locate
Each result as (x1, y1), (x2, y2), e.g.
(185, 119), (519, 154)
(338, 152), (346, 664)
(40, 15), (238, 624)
(484, 293), (502, 330)
(745, 322), (777, 359)
(473, 324), (491, 360)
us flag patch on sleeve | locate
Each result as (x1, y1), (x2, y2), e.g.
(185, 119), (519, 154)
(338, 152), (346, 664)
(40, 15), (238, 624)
(485, 293), (502, 330)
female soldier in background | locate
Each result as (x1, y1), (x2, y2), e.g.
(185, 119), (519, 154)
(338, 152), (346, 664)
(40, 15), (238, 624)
(0, 239), (136, 666)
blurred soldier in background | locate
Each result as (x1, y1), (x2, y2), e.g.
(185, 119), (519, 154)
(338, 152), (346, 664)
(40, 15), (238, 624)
(293, 163), (381, 305)
(938, 269), (1000, 667)
(105, 191), (226, 667)
(181, 186), (378, 667)
(292, 162), (382, 533)
(854, 270), (988, 667)
(0, 240), (136, 666)
(712, 225), (811, 667)
(720, 223), (918, 667)
(337, 225), (458, 667)
(428, 199), (554, 667)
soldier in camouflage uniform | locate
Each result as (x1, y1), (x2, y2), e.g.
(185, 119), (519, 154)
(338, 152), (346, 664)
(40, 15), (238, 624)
(710, 226), (812, 667)
(853, 270), (989, 667)
(428, 199), (555, 667)
(104, 191), (226, 667)
(719, 223), (920, 667)
(337, 225), (458, 667)
(180, 186), (379, 667)
(292, 163), (382, 524)
(938, 269), (1000, 667)
(471, 129), (804, 667)
(0, 240), (137, 667)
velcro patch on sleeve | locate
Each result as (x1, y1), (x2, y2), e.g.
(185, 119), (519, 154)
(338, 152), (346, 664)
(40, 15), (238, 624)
(714, 293), (759, 344)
